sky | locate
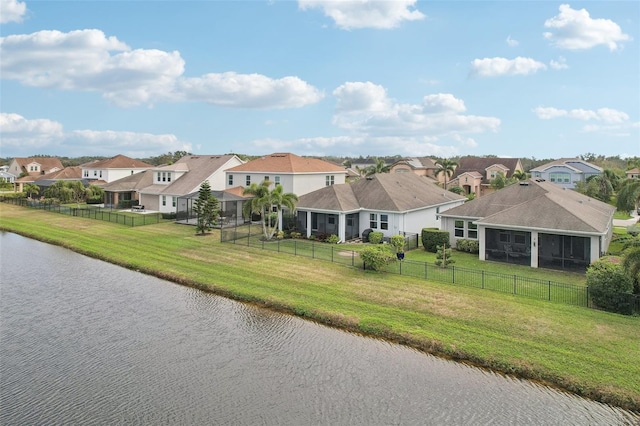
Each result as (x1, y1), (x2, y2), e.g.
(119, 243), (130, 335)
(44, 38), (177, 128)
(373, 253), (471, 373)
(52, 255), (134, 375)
(1, 0), (638, 160)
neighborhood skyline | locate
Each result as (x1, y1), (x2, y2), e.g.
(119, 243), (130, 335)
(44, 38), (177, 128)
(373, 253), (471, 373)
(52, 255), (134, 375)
(1, 1), (638, 160)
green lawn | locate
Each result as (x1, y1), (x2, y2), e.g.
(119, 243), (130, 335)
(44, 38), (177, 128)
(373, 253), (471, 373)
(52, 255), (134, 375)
(1, 203), (639, 412)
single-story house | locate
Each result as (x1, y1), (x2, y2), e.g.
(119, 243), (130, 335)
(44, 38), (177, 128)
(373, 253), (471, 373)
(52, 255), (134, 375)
(530, 158), (602, 189)
(438, 178), (615, 271)
(296, 172), (466, 243)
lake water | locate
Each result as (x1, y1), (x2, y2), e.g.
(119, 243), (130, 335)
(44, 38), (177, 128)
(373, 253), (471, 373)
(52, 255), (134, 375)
(1, 232), (638, 425)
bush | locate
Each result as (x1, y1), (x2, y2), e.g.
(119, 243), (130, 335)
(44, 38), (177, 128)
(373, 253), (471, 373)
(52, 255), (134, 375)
(326, 234), (340, 244)
(435, 244), (455, 267)
(360, 245), (395, 271)
(389, 235), (406, 253)
(586, 257), (634, 314)
(455, 238), (479, 254)
(627, 225), (640, 237)
(161, 212), (177, 220)
(290, 232), (302, 239)
(368, 231), (384, 244)
(422, 228), (449, 253)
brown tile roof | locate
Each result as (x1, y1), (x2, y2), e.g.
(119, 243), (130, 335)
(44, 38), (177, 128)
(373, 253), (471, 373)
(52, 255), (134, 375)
(226, 153), (346, 173)
(440, 179), (614, 234)
(36, 166), (83, 180)
(297, 173), (465, 212)
(452, 157), (522, 182)
(82, 154), (154, 169)
(13, 157), (64, 174)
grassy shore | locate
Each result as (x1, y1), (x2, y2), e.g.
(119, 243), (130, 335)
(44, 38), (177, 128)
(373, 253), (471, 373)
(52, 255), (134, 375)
(1, 203), (639, 412)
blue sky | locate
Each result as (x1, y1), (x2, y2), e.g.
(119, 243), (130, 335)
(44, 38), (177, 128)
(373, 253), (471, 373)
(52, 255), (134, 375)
(1, 0), (638, 160)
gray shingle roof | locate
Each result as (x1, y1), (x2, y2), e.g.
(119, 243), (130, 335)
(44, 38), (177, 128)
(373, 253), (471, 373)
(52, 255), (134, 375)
(297, 173), (466, 212)
(440, 179), (614, 234)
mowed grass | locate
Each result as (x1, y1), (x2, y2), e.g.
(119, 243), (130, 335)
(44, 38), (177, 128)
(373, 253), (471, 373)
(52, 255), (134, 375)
(1, 203), (639, 412)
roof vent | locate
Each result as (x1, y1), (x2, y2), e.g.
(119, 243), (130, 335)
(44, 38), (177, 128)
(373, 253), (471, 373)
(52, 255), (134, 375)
(519, 181), (529, 186)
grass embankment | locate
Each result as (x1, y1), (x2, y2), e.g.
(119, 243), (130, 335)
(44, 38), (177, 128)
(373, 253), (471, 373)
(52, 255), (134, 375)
(1, 203), (639, 412)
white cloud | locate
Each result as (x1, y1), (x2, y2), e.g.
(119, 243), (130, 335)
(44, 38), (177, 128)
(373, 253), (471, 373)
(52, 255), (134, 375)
(0, 0), (26, 24)
(0, 29), (323, 109)
(470, 57), (547, 77)
(0, 112), (191, 157)
(549, 56), (569, 70)
(298, 0), (424, 30)
(533, 106), (629, 124)
(506, 35), (519, 47)
(543, 4), (631, 51)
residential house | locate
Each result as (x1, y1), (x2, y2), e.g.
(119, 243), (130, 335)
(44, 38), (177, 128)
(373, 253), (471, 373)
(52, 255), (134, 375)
(447, 157), (524, 198)
(101, 170), (154, 208)
(295, 173), (466, 243)
(438, 179), (615, 271)
(530, 158), (602, 189)
(176, 186), (250, 227)
(81, 154), (154, 184)
(33, 166), (88, 194)
(389, 157), (439, 178)
(136, 154), (244, 213)
(0, 165), (16, 184)
(625, 167), (640, 179)
(9, 157), (64, 192)
(225, 153), (347, 197)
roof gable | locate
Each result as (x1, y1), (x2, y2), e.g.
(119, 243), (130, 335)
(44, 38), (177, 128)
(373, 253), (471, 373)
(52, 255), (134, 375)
(82, 154), (154, 169)
(453, 157), (522, 180)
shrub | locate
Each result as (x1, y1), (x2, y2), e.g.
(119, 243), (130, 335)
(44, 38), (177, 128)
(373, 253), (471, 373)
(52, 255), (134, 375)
(360, 245), (395, 271)
(455, 238), (479, 254)
(389, 235), (406, 253)
(586, 257), (634, 314)
(422, 228), (449, 253)
(368, 231), (384, 244)
(161, 212), (177, 220)
(290, 232), (302, 239)
(627, 225), (640, 237)
(326, 234), (340, 244)
(435, 244), (455, 267)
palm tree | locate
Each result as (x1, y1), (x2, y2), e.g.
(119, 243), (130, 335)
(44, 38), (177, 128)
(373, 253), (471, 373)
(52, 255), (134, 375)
(243, 181), (298, 240)
(23, 183), (39, 199)
(512, 170), (528, 181)
(365, 157), (391, 176)
(435, 159), (458, 190)
(616, 179), (640, 213)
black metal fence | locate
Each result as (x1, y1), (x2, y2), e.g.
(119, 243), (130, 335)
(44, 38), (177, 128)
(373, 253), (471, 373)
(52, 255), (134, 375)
(1, 197), (163, 227)
(221, 224), (638, 314)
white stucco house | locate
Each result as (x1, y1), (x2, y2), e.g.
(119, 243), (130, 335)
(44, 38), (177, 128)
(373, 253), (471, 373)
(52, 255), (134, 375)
(81, 154), (154, 184)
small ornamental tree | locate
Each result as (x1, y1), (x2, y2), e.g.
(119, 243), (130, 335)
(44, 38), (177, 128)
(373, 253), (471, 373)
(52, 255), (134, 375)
(194, 180), (219, 235)
(435, 243), (454, 267)
(586, 257), (634, 314)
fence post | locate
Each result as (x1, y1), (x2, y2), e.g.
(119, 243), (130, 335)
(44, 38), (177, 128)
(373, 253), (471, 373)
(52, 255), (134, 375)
(352, 250), (355, 266)
(513, 275), (517, 294)
(425, 262), (428, 279)
(331, 246), (334, 263)
(278, 240), (280, 253)
(399, 259), (402, 275)
(548, 281), (551, 300)
(294, 240), (297, 256)
(482, 270), (485, 289)
(312, 242), (315, 259)
(452, 266), (455, 284)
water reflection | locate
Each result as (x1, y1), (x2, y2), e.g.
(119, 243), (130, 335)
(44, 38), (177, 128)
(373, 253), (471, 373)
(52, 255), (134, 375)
(1, 232), (638, 425)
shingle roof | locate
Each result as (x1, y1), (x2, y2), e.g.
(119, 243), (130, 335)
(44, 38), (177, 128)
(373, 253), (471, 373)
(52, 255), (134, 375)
(101, 170), (154, 191)
(226, 153), (346, 173)
(82, 154), (154, 169)
(297, 173), (466, 212)
(529, 158), (602, 173)
(36, 166), (83, 181)
(13, 157), (64, 174)
(439, 179), (614, 234)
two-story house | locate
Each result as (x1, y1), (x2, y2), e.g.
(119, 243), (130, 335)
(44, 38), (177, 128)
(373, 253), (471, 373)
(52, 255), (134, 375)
(448, 157), (524, 198)
(81, 154), (154, 184)
(224, 153), (347, 197)
(530, 158), (602, 189)
(9, 157), (64, 192)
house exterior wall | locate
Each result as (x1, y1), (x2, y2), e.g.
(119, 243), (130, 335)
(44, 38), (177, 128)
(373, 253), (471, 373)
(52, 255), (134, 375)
(226, 172), (345, 197)
(139, 194), (160, 211)
(531, 162), (601, 189)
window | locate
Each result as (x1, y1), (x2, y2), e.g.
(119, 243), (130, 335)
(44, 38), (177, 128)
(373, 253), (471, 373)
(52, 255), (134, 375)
(326, 175), (335, 186)
(162, 196), (166, 206)
(246, 175), (251, 186)
(468, 221), (477, 239)
(514, 232), (526, 245)
(162, 172), (167, 182)
(264, 176), (269, 182)
(328, 216), (335, 225)
(499, 232), (510, 243)
(84, 170), (89, 177)
(490, 171), (496, 178)
(380, 214), (389, 230)
(369, 213), (378, 229)
(172, 197), (176, 208)
(274, 176), (280, 185)
(99, 171), (102, 178)
(157, 172), (161, 182)
(94, 171), (97, 176)
(549, 172), (570, 183)
(228, 175), (233, 186)
(167, 173), (171, 182)
(454, 220), (464, 237)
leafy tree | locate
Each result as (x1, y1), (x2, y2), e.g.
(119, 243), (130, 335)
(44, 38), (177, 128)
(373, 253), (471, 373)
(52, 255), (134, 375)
(44, 181), (74, 203)
(24, 183), (39, 198)
(489, 171), (511, 190)
(67, 180), (87, 205)
(360, 245), (395, 271)
(86, 185), (105, 203)
(243, 181), (298, 240)
(448, 186), (464, 194)
(193, 180), (219, 235)
(622, 246), (640, 294)
(435, 159), (458, 190)
(435, 243), (454, 267)
(364, 157), (391, 176)
(616, 179), (640, 212)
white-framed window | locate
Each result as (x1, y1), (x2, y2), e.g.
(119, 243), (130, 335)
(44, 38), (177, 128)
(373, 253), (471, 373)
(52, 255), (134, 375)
(380, 214), (389, 230)
(157, 172), (161, 182)
(468, 221), (477, 239)
(162, 172), (167, 182)
(94, 170), (97, 176)
(369, 213), (378, 229)
(326, 175), (335, 186)
(454, 220), (464, 237)
(99, 171), (102, 178)
(172, 197), (176, 207)
(84, 170), (89, 177)
(264, 176), (269, 182)
(274, 176), (280, 185)
(246, 175), (251, 186)
(167, 173), (171, 182)
(549, 172), (570, 183)
(162, 196), (166, 206)
(228, 174), (233, 186)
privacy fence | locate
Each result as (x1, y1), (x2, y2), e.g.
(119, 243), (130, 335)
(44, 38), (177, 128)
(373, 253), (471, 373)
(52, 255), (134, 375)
(1, 197), (165, 227)
(221, 224), (640, 314)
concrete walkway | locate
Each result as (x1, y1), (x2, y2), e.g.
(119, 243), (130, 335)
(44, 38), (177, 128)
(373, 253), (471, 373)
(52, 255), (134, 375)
(613, 210), (639, 227)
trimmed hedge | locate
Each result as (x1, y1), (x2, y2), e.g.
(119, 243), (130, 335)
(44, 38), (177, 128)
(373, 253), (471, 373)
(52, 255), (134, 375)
(586, 257), (634, 314)
(368, 231), (384, 244)
(456, 238), (479, 254)
(422, 228), (449, 253)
